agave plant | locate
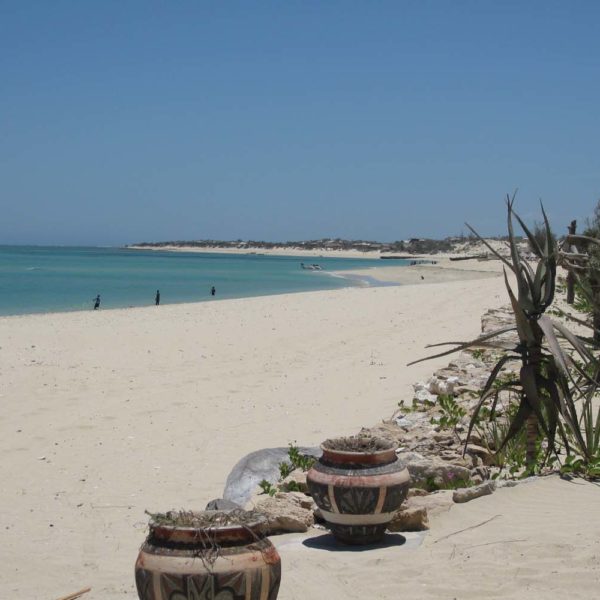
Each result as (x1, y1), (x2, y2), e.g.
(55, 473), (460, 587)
(410, 196), (599, 472)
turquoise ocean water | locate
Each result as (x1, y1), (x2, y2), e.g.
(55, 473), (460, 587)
(0, 246), (403, 316)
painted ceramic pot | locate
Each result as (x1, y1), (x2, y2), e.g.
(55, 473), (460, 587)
(135, 511), (281, 600)
(307, 436), (410, 544)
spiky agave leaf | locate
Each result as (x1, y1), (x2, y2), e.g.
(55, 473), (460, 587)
(550, 318), (595, 362)
(537, 315), (569, 375)
(508, 200), (557, 315)
(539, 202), (557, 309)
(551, 306), (600, 341)
(538, 376), (560, 458)
(512, 208), (544, 259)
(496, 397), (532, 453)
(426, 340), (516, 350)
(506, 199), (557, 314)
(581, 399), (600, 456)
(406, 325), (517, 366)
(463, 354), (520, 451)
(503, 269), (536, 346)
(506, 199), (538, 316)
(464, 221), (514, 272)
(549, 362), (587, 452)
(538, 316), (600, 392)
(489, 366), (557, 465)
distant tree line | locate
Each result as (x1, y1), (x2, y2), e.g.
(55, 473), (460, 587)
(127, 236), (510, 255)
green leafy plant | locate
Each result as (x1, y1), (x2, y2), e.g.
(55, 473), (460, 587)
(286, 443), (316, 472)
(491, 371), (518, 391)
(560, 452), (600, 479)
(476, 397), (534, 476)
(284, 480), (303, 492)
(278, 462), (293, 479)
(258, 480), (277, 496)
(470, 348), (486, 361)
(430, 394), (466, 441)
(397, 399), (416, 413)
(260, 443), (316, 496)
(573, 281), (594, 315)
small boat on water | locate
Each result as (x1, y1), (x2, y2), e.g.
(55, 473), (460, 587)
(300, 262), (323, 271)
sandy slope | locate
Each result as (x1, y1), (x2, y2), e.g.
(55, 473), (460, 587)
(2, 264), (597, 598)
(278, 475), (600, 599)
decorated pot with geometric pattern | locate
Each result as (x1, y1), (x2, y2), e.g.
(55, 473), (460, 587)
(135, 511), (281, 599)
(307, 436), (410, 544)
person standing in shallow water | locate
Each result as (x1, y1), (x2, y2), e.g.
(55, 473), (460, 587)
(211, 286), (216, 297)
(93, 294), (100, 310)
(155, 289), (160, 306)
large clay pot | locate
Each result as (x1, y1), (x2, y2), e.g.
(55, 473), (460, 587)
(135, 511), (281, 599)
(307, 436), (410, 544)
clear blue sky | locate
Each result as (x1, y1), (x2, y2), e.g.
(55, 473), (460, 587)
(1, 1), (599, 245)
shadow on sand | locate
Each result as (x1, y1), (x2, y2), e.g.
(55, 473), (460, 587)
(302, 532), (407, 552)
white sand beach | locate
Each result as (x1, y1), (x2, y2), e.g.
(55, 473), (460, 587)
(2, 261), (599, 599)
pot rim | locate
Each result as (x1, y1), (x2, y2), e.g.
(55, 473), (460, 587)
(319, 436), (398, 466)
(148, 510), (268, 540)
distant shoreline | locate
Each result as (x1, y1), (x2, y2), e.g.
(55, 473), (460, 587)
(125, 244), (386, 259)
(126, 244), (443, 261)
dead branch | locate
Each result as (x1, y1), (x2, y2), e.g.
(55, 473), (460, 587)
(55, 588), (91, 600)
(432, 514), (501, 543)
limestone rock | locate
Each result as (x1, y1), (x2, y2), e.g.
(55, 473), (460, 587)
(280, 469), (309, 493)
(275, 491), (314, 510)
(465, 443), (495, 466)
(467, 430), (484, 446)
(389, 489), (454, 533)
(447, 354), (486, 371)
(471, 465), (490, 480)
(410, 490), (454, 517)
(413, 384), (437, 405)
(439, 450), (470, 467)
(427, 375), (459, 396)
(397, 451), (471, 489)
(223, 446), (321, 506)
(387, 506), (429, 532)
(254, 495), (314, 533)
(434, 352), (492, 394)
(452, 481), (497, 503)
(496, 476), (538, 488)
(481, 306), (516, 334)
(432, 432), (455, 445)
(205, 498), (243, 512)
(392, 412), (429, 431)
(469, 454), (484, 468)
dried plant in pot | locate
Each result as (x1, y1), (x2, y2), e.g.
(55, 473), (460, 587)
(306, 435), (410, 544)
(135, 509), (281, 600)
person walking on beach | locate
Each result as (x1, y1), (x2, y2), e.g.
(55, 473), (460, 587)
(211, 286), (216, 297)
(93, 294), (101, 310)
(155, 289), (160, 306)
